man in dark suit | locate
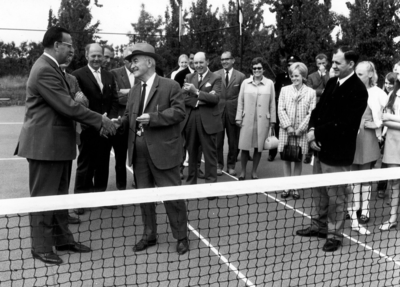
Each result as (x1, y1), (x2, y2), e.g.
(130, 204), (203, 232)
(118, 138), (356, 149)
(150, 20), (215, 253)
(110, 46), (135, 190)
(304, 53), (330, 163)
(296, 47), (368, 252)
(182, 52), (222, 186)
(215, 51), (245, 176)
(268, 55), (300, 161)
(73, 43), (119, 214)
(102, 45), (115, 71)
(120, 43), (189, 255)
(15, 27), (116, 265)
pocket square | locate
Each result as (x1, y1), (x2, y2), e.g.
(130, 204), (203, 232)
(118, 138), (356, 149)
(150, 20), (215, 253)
(205, 83), (212, 87)
(234, 84), (239, 86)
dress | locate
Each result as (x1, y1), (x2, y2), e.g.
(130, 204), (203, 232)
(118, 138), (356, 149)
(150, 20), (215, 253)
(383, 95), (400, 164)
(236, 76), (276, 151)
(277, 84), (316, 155)
(354, 86), (386, 165)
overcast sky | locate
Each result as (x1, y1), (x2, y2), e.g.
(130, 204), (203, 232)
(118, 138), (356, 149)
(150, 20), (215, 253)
(0, 0), (351, 47)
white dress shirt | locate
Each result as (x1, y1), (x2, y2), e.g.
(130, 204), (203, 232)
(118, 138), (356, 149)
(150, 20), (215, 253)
(125, 66), (135, 88)
(43, 52), (59, 67)
(338, 71), (354, 86)
(141, 72), (156, 113)
(88, 64), (103, 91)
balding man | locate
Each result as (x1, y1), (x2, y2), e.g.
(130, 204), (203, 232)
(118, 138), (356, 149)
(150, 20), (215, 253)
(72, 43), (119, 215)
(181, 52), (222, 187)
(110, 46), (135, 190)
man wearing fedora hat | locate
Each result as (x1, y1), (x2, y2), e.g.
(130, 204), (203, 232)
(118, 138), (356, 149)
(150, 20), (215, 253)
(119, 43), (189, 255)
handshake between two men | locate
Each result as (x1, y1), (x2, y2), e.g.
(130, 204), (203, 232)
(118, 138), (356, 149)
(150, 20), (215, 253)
(100, 113), (152, 138)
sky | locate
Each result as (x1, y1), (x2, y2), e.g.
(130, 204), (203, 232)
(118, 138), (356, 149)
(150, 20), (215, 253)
(0, 0), (351, 47)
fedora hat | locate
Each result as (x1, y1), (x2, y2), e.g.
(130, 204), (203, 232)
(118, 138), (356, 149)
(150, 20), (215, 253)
(124, 43), (160, 62)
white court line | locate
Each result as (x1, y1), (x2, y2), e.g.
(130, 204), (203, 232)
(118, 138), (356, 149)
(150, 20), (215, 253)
(0, 158), (24, 161)
(0, 122), (23, 124)
(215, 161), (400, 267)
(122, 153), (255, 286)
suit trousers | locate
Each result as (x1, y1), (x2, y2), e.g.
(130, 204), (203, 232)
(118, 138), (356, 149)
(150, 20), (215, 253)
(74, 129), (112, 193)
(110, 131), (128, 190)
(217, 109), (240, 170)
(133, 136), (188, 241)
(28, 159), (74, 253)
(185, 109), (218, 184)
(310, 156), (350, 240)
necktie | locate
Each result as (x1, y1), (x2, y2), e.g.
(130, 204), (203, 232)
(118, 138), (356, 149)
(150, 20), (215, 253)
(198, 74), (203, 88)
(225, 70), (229, 86)
(332, 81), (340, 94)
(94, 70), (103, 91)
(138, 83), (147, 118)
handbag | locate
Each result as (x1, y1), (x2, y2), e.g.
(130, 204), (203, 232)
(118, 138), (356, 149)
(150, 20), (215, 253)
(280, 95), (302, 162)
(281, 136), (302, 162)
(264, 127), (279, 150)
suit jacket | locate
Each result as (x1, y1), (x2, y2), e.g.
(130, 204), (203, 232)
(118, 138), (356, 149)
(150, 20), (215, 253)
(307, 71), (330, 98)
(15, 55), (102, 161)
(215, 68), (246, 124)
(72, 66), (119, 124)
(174, 67), (191, 88)
(181, 70), (223, 135)
(122, 74), (185, 170)
(111, 66), (134, 116)
(309, 73), (368, 166)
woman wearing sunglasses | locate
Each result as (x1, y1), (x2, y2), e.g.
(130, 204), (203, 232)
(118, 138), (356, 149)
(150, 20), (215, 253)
(235, 57), (276, 180)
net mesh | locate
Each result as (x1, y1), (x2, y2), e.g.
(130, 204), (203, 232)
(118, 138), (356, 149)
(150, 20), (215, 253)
(0, 168), (399, 287)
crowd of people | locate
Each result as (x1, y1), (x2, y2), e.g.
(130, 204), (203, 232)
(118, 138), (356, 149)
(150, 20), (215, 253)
(14, 26), (400, 265)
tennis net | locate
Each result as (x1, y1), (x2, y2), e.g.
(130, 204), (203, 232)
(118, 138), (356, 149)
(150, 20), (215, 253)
(0, 168), (399, 286)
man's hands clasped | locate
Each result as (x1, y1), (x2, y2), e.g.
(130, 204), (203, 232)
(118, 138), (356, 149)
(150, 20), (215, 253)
(100, 113), (122, 138)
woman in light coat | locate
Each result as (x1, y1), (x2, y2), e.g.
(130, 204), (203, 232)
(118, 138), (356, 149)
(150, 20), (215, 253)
(278, 62), (316, 199)
(236, 57), (276, 180)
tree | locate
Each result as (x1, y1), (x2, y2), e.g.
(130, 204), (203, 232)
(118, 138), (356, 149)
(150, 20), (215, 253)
(129, 4), (163, 47)
(48, 0), (102, 71)
(264, 0), (336, 73)
(338, 0), (400, 82)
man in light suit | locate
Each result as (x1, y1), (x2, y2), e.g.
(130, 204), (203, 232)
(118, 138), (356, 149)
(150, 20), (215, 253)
(14, 27), (116, 265)
(215, 51), (246, 176)
(120, 43), (189, 255)
(110, 46), (135, 190)
(72, 43), (119, 214)
(182, 52), (222, 186)
(296, 46), (368, 252)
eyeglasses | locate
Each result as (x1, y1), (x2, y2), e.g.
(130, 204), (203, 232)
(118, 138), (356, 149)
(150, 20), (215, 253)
(253, 67), (263, 71)
(58, 41), (73, 48)
(221, 58), (233, 62)
(385, 82), (393, 85)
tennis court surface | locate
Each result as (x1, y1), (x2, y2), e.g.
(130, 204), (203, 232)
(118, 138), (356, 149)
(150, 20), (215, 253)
(0, 106), (399, 286)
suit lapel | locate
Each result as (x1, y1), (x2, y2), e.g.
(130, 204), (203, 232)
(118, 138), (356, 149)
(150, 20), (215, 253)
(122, 68), (132, 88)
(85, 66), (102, 93)
(199, 71), (211, 89)
(43, 56), (72, 96)
(131, 83), (142, 115)
(227, 70), (236, 88)
(144, 75), (159, 111)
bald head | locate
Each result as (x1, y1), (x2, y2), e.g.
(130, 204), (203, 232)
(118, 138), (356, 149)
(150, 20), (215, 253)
(193, 52), (209, 75)
(85, 43), (103, 70)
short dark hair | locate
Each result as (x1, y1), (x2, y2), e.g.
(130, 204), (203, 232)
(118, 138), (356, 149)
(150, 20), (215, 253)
(222, 51), (234, 58)
(315, 53), (328, 62)
(334, 46), (359, 65)
(386, 72), (397, 85)
(43, 27), (70, 49)
(85, 43), (104, 56)
(251, 57), (265, 69)
(103, 45), (114, 53)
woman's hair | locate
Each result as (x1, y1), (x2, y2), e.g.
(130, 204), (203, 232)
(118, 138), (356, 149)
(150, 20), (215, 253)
(385, 76), (400, 113)
(251, 57), (265, 69)
(178, 54), (188, 64)
(386, 72), (397, 85)
(288, 62), (308, 80)
(356, 61), (378, 87)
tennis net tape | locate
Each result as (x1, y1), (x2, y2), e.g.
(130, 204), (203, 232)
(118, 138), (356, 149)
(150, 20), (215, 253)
(0, 168), (399, 286)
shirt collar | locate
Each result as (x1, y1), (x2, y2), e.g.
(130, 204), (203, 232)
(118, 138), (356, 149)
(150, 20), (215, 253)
(198, 69), (209, 79)
(225, 68), (233, 77)
(43, 52), (59, 67)
(88, 64), (101, 74)
(125, 66), (134, 75)
(143, 72), (156, 89)
(338, 71), (354, 86)
(249, 76), (266, 85)
(189, 67), (195, 73)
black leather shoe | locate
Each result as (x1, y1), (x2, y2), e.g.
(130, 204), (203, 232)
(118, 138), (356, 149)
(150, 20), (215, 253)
(56, 242), (91, 253)
(303, 155), (312, 164)
(68, 214), (81, 225)
(217, 168), (223, 176)
(296, 227), (327, 238)
(198, 168), (205, 179)
(267, 155), (275, 162)
(32, 250), (63, 265)
(177, 238), (189, 255)
(322, 238), (342, 252)
(74, 208), (85, 215)
(133, 239), (157, 252)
